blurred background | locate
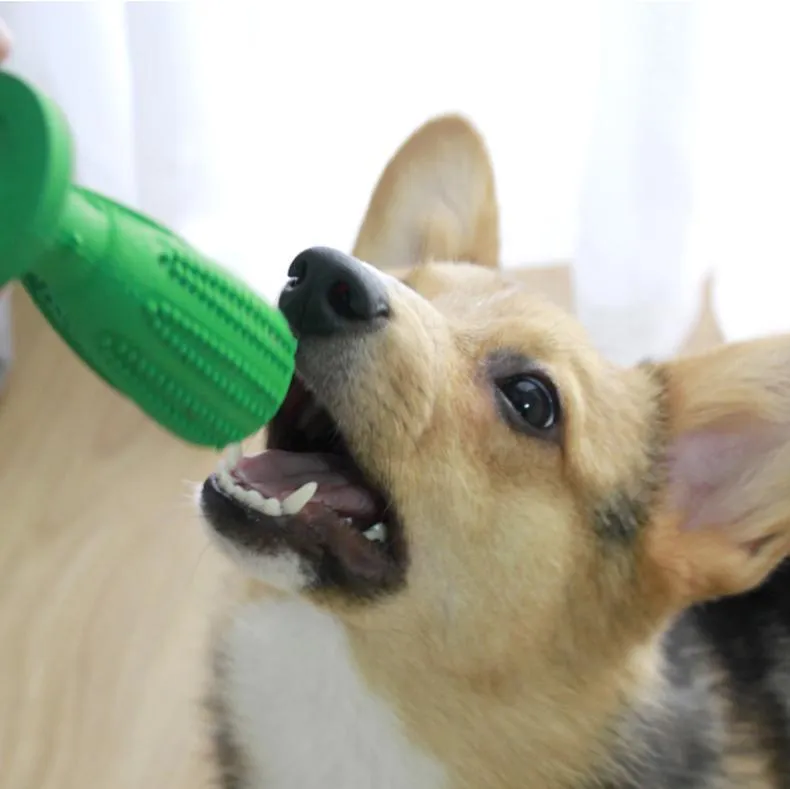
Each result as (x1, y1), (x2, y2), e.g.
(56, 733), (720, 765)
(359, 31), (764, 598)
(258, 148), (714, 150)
(0, 1), (788, 787)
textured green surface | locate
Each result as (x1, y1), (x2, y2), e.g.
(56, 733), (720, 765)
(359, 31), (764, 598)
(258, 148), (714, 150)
(0, 69), (72, 283)
(0, 72), (296, 447)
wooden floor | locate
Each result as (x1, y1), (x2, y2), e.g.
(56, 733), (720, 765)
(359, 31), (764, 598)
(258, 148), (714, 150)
(0, 290), (225, 788)
(0, 271), (720, 789)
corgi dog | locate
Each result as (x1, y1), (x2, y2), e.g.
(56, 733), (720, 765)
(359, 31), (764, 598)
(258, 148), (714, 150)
(198, 115), (790, 789)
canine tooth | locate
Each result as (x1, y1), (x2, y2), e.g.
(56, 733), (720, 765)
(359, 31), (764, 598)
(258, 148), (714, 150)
(363, 522), (387, 542)
(282, 482), (318, 515)
(260, 496), (283, 517)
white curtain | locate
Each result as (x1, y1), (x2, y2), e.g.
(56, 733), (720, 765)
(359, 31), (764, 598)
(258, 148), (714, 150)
(3, 1), (788, 365)
(575, 0), (790, 363)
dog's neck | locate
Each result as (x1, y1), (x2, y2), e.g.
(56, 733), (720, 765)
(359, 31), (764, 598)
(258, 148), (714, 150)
(219, 588), (733, 789)
(589, 612), (725, 789)
(341, 609), (692, 789)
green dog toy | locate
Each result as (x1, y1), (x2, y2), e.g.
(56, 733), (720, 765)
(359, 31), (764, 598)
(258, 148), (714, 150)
(0, 72), (296, 448)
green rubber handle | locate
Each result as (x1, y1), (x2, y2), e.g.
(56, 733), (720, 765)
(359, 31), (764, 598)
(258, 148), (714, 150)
(0, 72), (296, 448)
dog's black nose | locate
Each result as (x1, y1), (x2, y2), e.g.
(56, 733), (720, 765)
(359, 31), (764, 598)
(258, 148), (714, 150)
(278, 247), (390, 337)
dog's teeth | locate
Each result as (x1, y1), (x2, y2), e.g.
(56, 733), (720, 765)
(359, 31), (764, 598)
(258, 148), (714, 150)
(225, 442), (243, 464)
(260, 496), (283, 517)
(215, 469), (234, 492)
(213, 466), (284, 518)
(212, 467), (282, 517)
(363, 522), (387, 542)
(240, 486), (267, 509)
(282, 482), (318, 515)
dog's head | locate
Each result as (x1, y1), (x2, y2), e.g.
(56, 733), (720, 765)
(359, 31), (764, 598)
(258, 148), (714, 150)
(200, 115), (790, 764)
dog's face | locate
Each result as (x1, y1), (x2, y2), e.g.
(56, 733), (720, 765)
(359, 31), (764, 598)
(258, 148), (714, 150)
(200, 116), (790, 773)
(263, 257), (664, 653)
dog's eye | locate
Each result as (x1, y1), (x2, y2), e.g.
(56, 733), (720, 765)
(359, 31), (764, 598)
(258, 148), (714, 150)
(497, 375), (559, 432)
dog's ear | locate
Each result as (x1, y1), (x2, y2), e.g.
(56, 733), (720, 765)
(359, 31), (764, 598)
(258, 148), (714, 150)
(352, 115), (499, 270)
(647, 337), (790, 604)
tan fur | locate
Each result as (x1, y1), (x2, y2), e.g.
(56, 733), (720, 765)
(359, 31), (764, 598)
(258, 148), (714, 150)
(226, 115), (790, 788)
(645, 340), (790, 605)
(353, 115), (499, 269)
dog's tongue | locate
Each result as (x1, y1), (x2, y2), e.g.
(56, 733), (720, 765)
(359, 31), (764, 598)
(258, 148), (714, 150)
(231, 450), (378, 517)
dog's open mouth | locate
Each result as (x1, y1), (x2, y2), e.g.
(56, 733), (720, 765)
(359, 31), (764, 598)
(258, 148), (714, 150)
(201, 375), (406, 596)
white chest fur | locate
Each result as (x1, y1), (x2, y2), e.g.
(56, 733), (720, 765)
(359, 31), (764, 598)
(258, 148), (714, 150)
(220, 597), (447, 789)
